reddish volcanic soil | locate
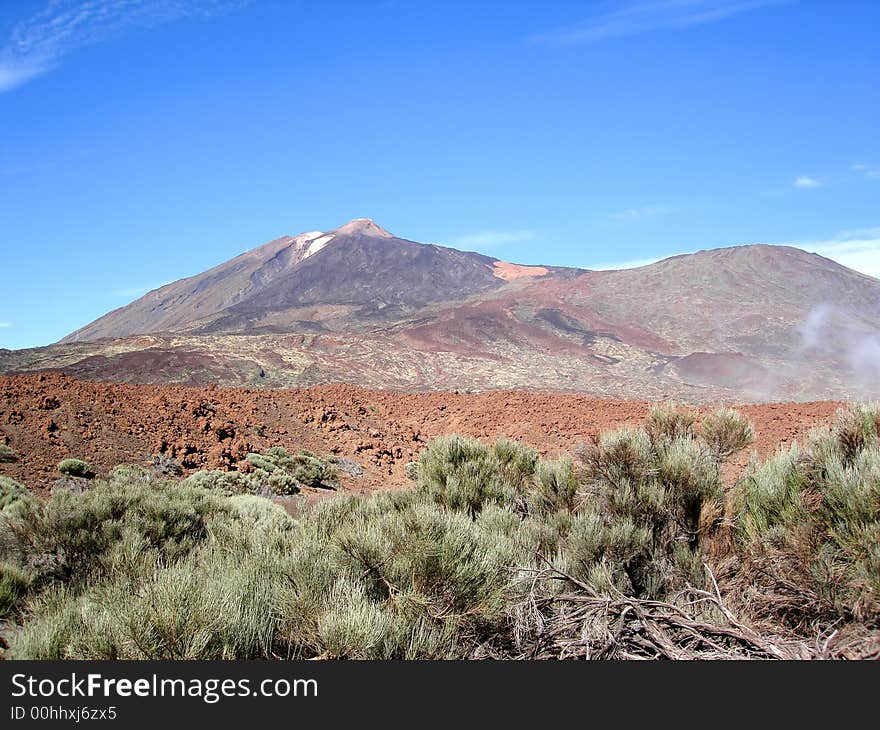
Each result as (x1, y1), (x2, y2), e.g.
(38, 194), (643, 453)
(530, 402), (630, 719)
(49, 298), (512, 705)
(0, 373), (843, 496)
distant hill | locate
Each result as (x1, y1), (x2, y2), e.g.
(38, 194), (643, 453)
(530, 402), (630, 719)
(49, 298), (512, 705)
(5, 219), (880, 402)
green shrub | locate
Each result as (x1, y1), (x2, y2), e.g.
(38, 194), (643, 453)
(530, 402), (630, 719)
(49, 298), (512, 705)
(572, 422), (731, 599)
(8, 550), (285, 660)
(6, 406), (878, 661)
(527, 459), (578, 516)
(0, 444), (16, 463)
(245, 453), (278, 473)
(58, 459), (94, 479)
(226, 494), (297, 531)
(0, 560), (31, 619)
(0, 474), (231, 588)
(290, 452), (336, 489)
(701, 407), (755, 460)
(731, 404), (880, 626)
(181, 469), (256, 495)
(275, 493), (531, 659)
(416, 436), (537, 515)
(245, 448), (337, 493)
(0, 476), (33, 511)
(645, 404), (696, 443)
(106, 464), (152, 484)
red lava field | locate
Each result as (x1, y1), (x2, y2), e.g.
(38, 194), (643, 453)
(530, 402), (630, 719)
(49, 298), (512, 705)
(0, 372), (845, 496)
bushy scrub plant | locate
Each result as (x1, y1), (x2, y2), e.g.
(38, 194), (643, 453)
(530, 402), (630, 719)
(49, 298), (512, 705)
(57, 459), (93, 479)
(5, 405), (879, 661)
(731, 403), (880, 627)
(415, 435), (538, 515)
(0, 470), (231, 590)
(0, 476), (34, 512)
(246, 447), (337, 493)
(567, 405), (753, 599)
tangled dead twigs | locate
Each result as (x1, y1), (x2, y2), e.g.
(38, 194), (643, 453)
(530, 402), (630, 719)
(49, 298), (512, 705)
(509, 563), (817, 660)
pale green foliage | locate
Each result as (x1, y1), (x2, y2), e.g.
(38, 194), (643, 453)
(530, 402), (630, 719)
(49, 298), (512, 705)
(246, 447), (337, 492)
(0, 560), (31, 618)
(57, 459), (93, 479)
(0, 470), (230, 588)
(0, 444), (16, 463)
(181, 446), (337, 499)
(572, 419), (729, 598)
(403, 461), (419, 481)
(180, 469), (256, 495)
(528, 459), (578, 516)
(416, 435), (537, 514)
(6, 405), (878, 659)
(275, 493), (530, 659)
(106, 464), (152, 485)
(732, 404), (880, 625)
(0, 476), (33, 512)
(701, 407), (755, 460)
(645, 404), (696, 443)
(10, 548), (284, 659)
(227, 494), (296, 529)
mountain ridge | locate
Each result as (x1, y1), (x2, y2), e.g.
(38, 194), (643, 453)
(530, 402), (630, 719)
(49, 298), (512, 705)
(61, 218), (576, 343)
(5, 219), (880, 402)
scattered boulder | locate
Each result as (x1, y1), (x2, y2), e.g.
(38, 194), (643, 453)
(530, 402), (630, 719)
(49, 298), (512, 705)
(52, 476), (92, 494)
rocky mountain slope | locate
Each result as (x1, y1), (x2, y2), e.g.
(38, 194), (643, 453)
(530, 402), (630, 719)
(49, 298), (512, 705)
(4, 219), (880, 402)
(62, 218), (576, 341)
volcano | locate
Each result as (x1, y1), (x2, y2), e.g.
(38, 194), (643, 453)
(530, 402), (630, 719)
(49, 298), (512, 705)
(4, 219), (880, 402)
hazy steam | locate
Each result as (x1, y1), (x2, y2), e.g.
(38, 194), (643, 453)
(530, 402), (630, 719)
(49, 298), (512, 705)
(798, 303), (880, 393)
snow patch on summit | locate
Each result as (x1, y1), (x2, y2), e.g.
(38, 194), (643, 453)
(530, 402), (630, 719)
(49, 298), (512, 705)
(306, 234), (335, 255)
(290, 231), (336, 261)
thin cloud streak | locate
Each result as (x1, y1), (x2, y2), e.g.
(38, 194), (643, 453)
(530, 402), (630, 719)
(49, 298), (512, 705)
(801, 229), (880, 278)
(793, 175), (822, 189)
(0, 0), (249, 93)
(852, 163), (880, 180)
(0, 322), (13, 328)
(609, 204), (670, 223)
(447, 230), (537, 249)
(533, 0), (787, 46)
(591, 256), (663, 271)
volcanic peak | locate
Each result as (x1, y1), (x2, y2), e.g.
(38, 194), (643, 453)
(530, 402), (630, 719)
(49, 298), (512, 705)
(333, 218), (393, 238)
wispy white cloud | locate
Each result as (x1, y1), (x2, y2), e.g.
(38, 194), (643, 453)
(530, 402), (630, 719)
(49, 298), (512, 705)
(851, 163), (880, 180)
(609, 204), (670, 223)
(533, 0), (786, 46)
(448, 230), (537, 249)
(0, 0), (248, 93)
(592, 255), (664, 270)
(0, 322), (13, 328)
(793, 175), (822, 189)
(589, 227), (880, 278)
(798, 228), (880, 278)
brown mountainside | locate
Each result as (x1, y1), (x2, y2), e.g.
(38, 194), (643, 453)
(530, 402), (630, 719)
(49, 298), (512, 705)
(62, 218), (574, 341)
(5, 219), (880, 402)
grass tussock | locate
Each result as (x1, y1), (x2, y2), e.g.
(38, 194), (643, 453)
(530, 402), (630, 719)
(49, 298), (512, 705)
(0, 404), (877, 660)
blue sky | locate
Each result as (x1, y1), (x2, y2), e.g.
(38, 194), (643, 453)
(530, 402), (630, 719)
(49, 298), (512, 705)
(1, 0), (878, 349)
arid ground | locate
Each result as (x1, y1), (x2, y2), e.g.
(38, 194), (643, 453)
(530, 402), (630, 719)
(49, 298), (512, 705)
(0, 372), (844, 496)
